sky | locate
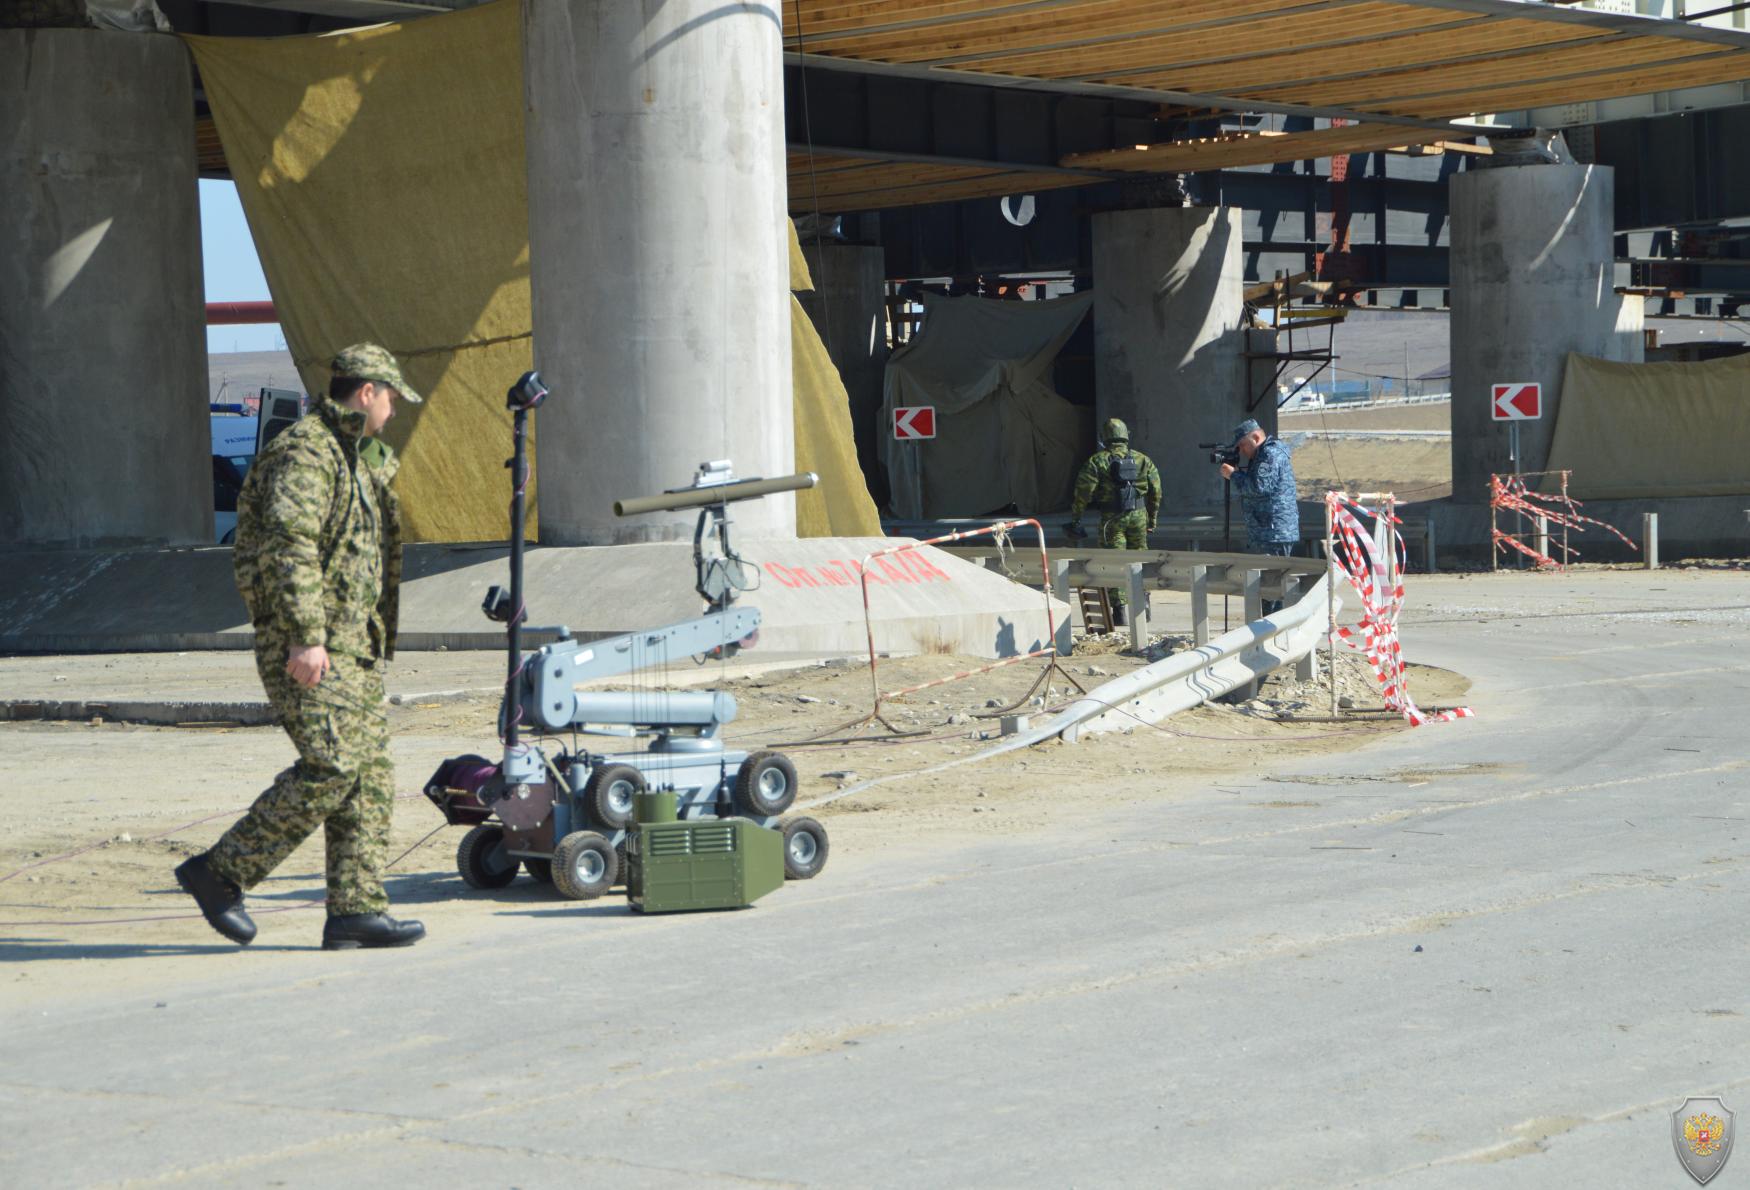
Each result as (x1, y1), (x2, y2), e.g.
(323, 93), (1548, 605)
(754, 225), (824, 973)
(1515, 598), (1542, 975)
(200, 179), (284, 355)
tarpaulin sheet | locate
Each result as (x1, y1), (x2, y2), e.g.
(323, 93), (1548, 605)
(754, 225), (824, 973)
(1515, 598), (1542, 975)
(186, 0), (878, 541)
(1545, 351), (1750, 499)
(882, 292), (1094, 518)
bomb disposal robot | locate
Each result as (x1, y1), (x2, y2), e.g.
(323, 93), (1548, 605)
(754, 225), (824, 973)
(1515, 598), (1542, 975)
(423, 373), (829, 907)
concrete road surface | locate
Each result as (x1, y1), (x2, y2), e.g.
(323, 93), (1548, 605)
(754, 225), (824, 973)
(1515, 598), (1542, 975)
(3, 570), (1747, 1188)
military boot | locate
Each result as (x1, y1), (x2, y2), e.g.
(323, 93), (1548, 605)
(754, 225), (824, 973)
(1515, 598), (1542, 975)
(322, 913), (426, 950)
(174, 854), (257, 946)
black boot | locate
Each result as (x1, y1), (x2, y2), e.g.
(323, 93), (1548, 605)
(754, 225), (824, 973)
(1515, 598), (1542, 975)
(323, 913), (425, 950)
(174, 854), (257, 946)
(1111, 603), (1129, 629)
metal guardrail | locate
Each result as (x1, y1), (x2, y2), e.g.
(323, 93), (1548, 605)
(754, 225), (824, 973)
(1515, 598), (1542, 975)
(797, 567), (1337, 809)
(886, 514), (1438, 572)
(1284, 393), (1452, 412)
(942, 544), (1331, 655)
(1055, 569), (1335, 742)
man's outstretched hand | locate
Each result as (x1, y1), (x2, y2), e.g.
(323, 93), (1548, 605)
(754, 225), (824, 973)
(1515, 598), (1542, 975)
(286, 644), (331, 688)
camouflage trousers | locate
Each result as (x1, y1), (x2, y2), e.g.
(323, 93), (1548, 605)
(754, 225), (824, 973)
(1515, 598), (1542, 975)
(1099, 510), (1151, 605)
(207, 645), (394, 917)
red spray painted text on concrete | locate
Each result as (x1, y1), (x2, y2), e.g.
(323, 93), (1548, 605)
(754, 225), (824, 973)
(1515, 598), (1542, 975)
(763, 552), (953, 590)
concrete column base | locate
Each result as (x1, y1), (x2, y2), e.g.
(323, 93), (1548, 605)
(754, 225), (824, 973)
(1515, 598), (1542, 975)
(1092, 206), (1249, 514)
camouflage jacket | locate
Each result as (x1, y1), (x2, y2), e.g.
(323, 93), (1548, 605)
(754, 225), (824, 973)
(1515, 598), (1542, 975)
(233, 398), (404, 660)
(1070, 445), (1162, 523)
(1229, 436), (1300, 545)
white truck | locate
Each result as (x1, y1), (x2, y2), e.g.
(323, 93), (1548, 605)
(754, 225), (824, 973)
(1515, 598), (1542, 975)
(211, 388), (304, 542)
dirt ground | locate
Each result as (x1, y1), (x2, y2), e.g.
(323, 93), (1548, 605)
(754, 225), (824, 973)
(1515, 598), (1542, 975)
(1289, 437), (1453, 502)
(1281, 401), (1454, 501)
(0, 633), (1467, 1002)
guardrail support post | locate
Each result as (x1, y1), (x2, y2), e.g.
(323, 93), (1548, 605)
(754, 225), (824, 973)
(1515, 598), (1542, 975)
(1643, 512), (1659, 570)
(1283, 574), (1316, 681)
(1050, 559), (1073, 655)
(1190, 565), (1209, 646)
(1241, 568), (1264, 699)
(1425, 518), (1437, 573)
(1127, 563), (1148, 651)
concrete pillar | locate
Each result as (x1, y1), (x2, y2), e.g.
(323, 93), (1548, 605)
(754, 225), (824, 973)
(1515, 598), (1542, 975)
(524, 0), (794, 545)
(795, 242), (889, 506)
(1092, 207), (1250, 515)
(0, 29), (209, 546)
(1450, 163), (1644, 502)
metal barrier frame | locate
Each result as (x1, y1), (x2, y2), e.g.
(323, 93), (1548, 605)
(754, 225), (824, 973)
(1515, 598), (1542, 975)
(848, 519), (1075, 737)
(1490, 469), (1572, 570)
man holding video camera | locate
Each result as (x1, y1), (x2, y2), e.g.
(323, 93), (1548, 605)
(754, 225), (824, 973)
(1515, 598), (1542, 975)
(1219, 418), (1299, 556)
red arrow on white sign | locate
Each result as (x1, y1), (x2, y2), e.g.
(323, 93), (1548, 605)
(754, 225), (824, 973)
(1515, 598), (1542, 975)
(1491, 382), (1541, 421)
(893, 405), (936, 440)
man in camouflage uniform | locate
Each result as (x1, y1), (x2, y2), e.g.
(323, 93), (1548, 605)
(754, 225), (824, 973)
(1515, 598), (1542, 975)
(175, 344), (423, 950)
(1065, 418), (1162, 629)
(1221, 417), (1301, 613)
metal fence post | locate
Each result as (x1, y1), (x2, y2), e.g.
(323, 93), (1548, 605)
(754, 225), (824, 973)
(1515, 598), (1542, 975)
(1644, 512), (1659, 570)
(1284, 573), (1316, 682)
(1241, 568), (1264, 700)
(1243, 568), (1264, 624)
(1127, 562), (1148, 651)
(1326, 498), (1338, 717)
(1050, 558), (1073, 654)
(1190, 565), (1210, 647)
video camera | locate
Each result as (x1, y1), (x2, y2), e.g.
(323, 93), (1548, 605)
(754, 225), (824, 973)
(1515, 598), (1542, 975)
(1200, 442), (1242, 468)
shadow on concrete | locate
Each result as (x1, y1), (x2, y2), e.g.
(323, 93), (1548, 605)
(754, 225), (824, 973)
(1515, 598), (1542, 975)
(0, 939), (306, 962)
(494, 903), (637, 919)
(241, 869), (477, 909)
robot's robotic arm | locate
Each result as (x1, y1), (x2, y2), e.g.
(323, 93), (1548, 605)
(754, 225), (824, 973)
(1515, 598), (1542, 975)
(515, 609), (760, 733)
(491, 458), (817, 747)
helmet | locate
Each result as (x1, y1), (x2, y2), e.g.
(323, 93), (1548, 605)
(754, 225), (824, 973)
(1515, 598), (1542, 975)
(1102, 417), (1130, 446)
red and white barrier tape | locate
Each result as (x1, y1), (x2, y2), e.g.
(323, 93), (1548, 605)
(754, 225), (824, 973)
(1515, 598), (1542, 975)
(1488, 474), (1637, 569)
(1325, 493), (1473, 727)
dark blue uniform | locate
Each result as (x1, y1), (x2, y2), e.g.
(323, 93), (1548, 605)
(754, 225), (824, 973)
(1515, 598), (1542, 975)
(1230, 437), (1299, 552)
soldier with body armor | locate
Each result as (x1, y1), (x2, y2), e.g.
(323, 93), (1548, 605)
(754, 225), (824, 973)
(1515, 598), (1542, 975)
(1064, 418), (1162, 628)
(174, 344), (425, 951)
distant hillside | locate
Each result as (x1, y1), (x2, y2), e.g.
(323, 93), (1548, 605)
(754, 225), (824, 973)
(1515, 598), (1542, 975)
(1306, 309), (1743, 392)
(208, 350), (301, 404)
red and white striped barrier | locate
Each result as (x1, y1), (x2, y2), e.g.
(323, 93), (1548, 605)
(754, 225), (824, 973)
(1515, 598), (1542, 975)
(1325, 492), (1473, 728)
(1488, 473), (1636, 569)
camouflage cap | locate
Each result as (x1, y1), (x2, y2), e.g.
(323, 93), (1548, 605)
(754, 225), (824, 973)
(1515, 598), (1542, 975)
(1230, 417), (1261, 446)
(330, 343), (422, 403)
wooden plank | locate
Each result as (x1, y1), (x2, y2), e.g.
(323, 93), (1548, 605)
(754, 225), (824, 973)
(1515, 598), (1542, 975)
(790, 0), (1295, 45)
(1248, 37), (1726, 107)
(786, 168), (1096, 213)
(1103, 19), (1602, 96)
(194, 116), (227, 175)
(954, 6), (1476, 77)
(798, 0), (1338, 62)
(1060, 123), (1451, 172)
(817, 4), (1466, 70)
(1369, 48), (1750, 117)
